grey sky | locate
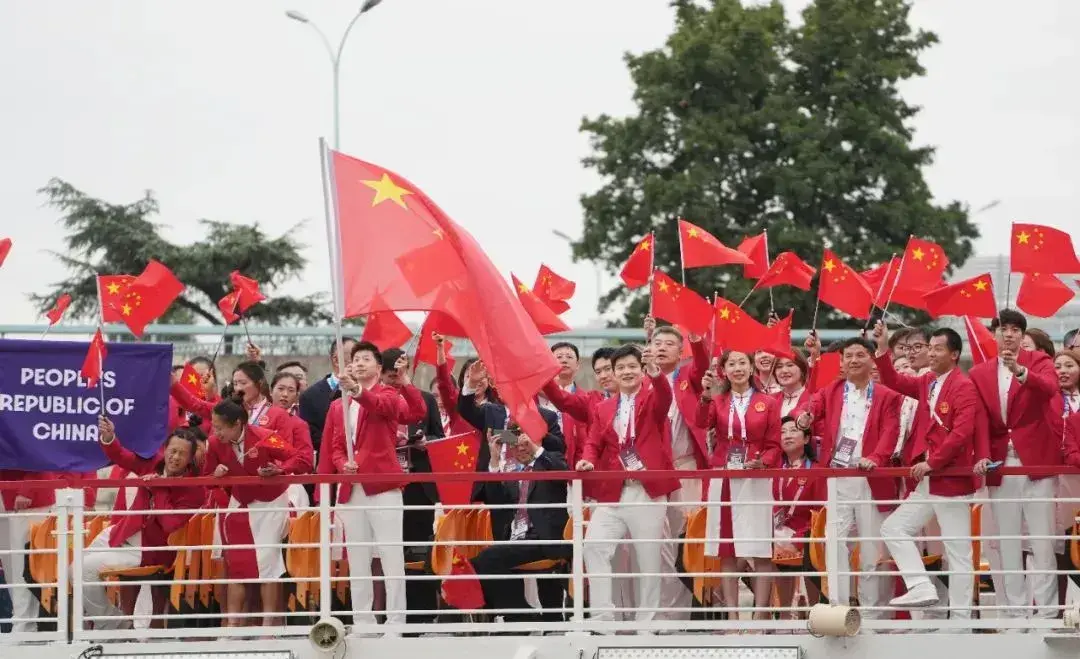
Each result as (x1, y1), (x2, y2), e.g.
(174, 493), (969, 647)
(1, 1), (1077, 328)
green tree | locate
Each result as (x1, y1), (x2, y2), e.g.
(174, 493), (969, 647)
(576, 0), (977, 328)
(30, 178), (331, 326)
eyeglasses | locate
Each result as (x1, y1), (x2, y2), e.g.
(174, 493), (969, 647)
(908, 343), (928, 352)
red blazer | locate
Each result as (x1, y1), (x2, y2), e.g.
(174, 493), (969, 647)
(695, 390), (782, 469)
(968, 350), (1062, 485)
(771, 458), (824, 537)
(1050, 393), (1080, 458)
(1064, 411), (1080, 468)
(329, 383), (425, 498)
(202, 424), (296, 505)
(542, 384), (611, 500)
(101, 439), (205, 566)
(875, 355), (982, 497)
(581, 372), (679, 502)
(0, 470), (58, 511)
(167, 383), (217, 435)
(435, 362), (479, 436)
(669, 340), (712, 469)
(793, 380), (902, 509)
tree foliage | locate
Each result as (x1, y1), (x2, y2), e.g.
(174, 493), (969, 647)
(30, 179), (331, 326)
(577, 0), (977, 327)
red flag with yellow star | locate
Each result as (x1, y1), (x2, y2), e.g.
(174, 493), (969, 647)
(1016, 272), (1076, 318)
(755, 251), (816, 291)
(651, 271), (713, 335)
(620, 234), (654, 289)
(328, 147), (558, 441)
(712, 296), (769, 356)
(122, 261), (184, 337)
(532, 264), (575, 315)
(217, 290), (241, 324)
(818, 250), (874, 320)
(893, 237), (948, 310)
(81, 328), (107, 388)
(97, 274), (136, 323)
(441, 550), (485, 610)
(923, 273), (997, 319)
(512, 274), (570, 336)
(1011, 223), (1080, 274)
(964, 316), (998, 365)
(178, 362), (204, 399)
(425, 431), (481, 506)
(229, 271), (266, 312)
(45, 294), (72, 325)
(678, 219), (751, 269)
(737, 232), (769, 279)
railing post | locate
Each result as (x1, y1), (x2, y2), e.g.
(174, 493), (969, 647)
(570, 478), (585, 629)
(55, 488), (81, 642)
(824, 477), (841, 606)
(318, 482), (332, 618)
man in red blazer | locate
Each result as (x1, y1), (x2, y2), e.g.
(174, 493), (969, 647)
(576, 344), (677, 623)
(794, 336), (902, 618)
(968, 310), (1061, 619)
(873, 322), (982, 614)
(538, 342), (590, 467)
(644, 318), (710, 619)
(327, 341), (427, 634)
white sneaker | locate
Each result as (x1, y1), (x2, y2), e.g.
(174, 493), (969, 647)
(890, 583), (939, 608)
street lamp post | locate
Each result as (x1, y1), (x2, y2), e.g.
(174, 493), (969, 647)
(285, 0), (383, 149)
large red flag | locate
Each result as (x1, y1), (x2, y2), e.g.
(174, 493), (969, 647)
(81, 329), (107, 388)
(677, 219), (751, 269)
(808, 352), (842, 394)
(963, 316), (998, 365)
(818, 250), (874, 320)
(425, 432), (481, 506)
(98, 261), (183, 338)
(620, 234), (654, 289)
(1016, 272), (1076, 318)
(737, 232), (768, 279)
(650, 271), (713, 336)
(1011, 223), (1080, 274)
(712, 296), (769, 356)
(755, 252), (816, 291)
(532, 264), (575, 315)
(893, 237), (948, 310)
(512, 274), (570, 336)
(923, 273), (997, 319)
(328, 148), (559, 439)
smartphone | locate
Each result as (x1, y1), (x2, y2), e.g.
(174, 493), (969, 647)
(987, 460), (1004, 471)
(497, 428), (519, 445)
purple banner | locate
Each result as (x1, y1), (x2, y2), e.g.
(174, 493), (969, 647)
(0, 338), (172, 471)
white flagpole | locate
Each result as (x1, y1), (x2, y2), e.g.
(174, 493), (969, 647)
(94, 277), (108, 414)
(764, 229), (774, 313)
(319, 137), (355, 458)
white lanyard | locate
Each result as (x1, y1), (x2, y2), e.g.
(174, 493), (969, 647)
(727, 391), (752, 441)
(781, 458), (811, 516)
(249, 399), (271, 426)
(618, 395), (636, 446)
(1065, 392), (1079, 416)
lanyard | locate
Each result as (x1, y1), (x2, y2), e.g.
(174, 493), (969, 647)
(780, 457), (811, 517)
(727, 390), (753, 441)
(841, 382), (873, 433)
(618, 394), (636, 447)
(249, 399), (271, 426)
(1065, 391), (1079, 416)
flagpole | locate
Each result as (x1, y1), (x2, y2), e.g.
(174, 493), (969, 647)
(863, 252), (898, 332)
(209, 325), (229, 365)
(646, 231), (656, 341)
(94, 277), (108, 414)
(38, 324), (52, 340)
(320, 137), (355, 458)
(677, 220), (687, 287)
(965, 316), (988, 363)
(1003, 272), (1013, 313)
(738, 279), (761, 308)
(879, 240), (911, 327)
(764, 229), (774, 314)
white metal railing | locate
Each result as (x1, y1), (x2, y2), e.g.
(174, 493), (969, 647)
(2, 468), (1080, 643)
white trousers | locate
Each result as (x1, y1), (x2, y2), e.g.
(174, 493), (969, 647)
(0, 504), (48, 633)
(338, 487), (405, 626)
(81, 527), (142, 630)
(832, 479), (888, 618)
(881, 480), (973, 620)
(584, 482), (667, 622)
(657, 463), (700, 621)
(990, 454), (1057, 619)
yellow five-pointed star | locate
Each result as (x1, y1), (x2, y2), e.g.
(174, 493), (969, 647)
(517, 282), (529, 293)
(973, 279), (989, 292)
(121, 304), (132, 316)
(912, 247), (925, 261)
(456, 442), (469, 456)
(719, 307), (731, 320)
(187, 374), (198, 386)
(657, 280), (670, 293)
(638, 239), (651, 251)
(687, 227), (699, 239)
(823, 259), (836, 272)
(1016, 231), (1030, 245)
(362, 173), (412, 209)
(107, 282), (121, 295)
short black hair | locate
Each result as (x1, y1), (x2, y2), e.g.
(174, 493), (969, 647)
(823, 340), (845, 354)
(271, 371), (302, 390)
(211, 397), (249, 426)
(330, 337), (357, 355)
(172, 364), (185, 374)
(350, 341), (383, 366)
(276, 360), (307, 374)
(779, 415), (816, 461)
(551, 341), (580, 360)
(906, 327), (930, 344)
(839, 337), (876, 355)
(931, 327), (963, 362)
(591, 346), (615, 369)
(990, 309), (1027, 333)
(1066, 328), (1079, 350)
(610, 344), (643, 367)
(888, 327), (913, 349)
(381, 347), (405, 371)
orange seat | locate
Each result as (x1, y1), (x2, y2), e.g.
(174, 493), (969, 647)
(682, 506), (723, 603)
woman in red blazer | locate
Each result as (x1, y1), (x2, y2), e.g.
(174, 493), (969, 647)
(1052, 350), (1080, 595)
(696, 349), (781, 619)
(575, 344), (676, 623)
(773, 349), (810, 418)
(772, 416), (824, 618)
(432, 334), (487, 436)
(204, 396), (303, 627)
(83, 417), (204, 630)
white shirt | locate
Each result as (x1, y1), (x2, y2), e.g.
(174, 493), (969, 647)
(1066, 391), (1080, 416)
(615, 391), (637, 444)
(838, 381), (872, 455)
(667, 371), (693, 462)
(997, 358), (1013, 424)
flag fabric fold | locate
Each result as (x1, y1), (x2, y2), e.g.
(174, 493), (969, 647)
(963, 316), (998, 365)
(328, 148), (559, 439)
(532, 264), (575, 315)
(650, 271), (713, 336)
(818, 250), (874, 320)
(712, 297), (769, 356)
(98, 260), (183, 338)
(46, 294), (72, 325)
(755, 252), (816, 291)
(0, 237), (11, 268)
(1011, 223), (1080, 274)
(620, 234), (654, 289)
(512, 274), (571, 336)
(737, 232), (768, 279)
(678, 219), (751, 269)
(81, 329), (107, 388)
(360, 310), (413, 351)
(229, 271), (266, 313)
(217, 290), (241, 324)
(892, 237), (948, 311)
(922, 273), (997, 319)
(1016, 272), (1076, 318)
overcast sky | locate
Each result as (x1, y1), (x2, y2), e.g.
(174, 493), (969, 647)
(1, 0), (1077, 328)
